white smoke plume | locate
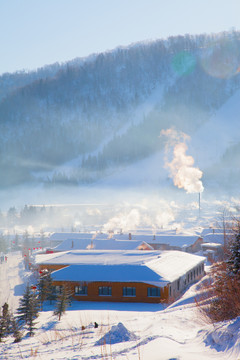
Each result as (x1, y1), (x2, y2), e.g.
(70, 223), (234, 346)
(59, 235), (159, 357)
(161, 128), (204, 194)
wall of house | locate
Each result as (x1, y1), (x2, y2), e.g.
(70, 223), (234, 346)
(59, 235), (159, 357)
(186, 238), (204, 253)
(168, 261), (205, 300)
(148, 243), (181, 251)
(52, 280), (169, 303)
(137, 243), (152, 250)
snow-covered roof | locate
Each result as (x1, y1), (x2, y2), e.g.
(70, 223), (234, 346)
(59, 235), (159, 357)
(38, 250), (205, 286)
(203, 233), (233, 245)
(148, 235), (201, 247)
(113, 234), (201, 248)
(54, 238), (152, 251)
(51, 264), (168, 286)
(49, 232), (201, 248)
(200, 228), (233, 237)
(201, 242), (222, 248)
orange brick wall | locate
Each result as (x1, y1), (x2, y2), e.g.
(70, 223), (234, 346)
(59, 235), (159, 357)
(53, 280), (169, 303)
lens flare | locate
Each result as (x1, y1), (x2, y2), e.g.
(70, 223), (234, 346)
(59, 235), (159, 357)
(171, 51), (196, 77)
(200, 40), (240, 79)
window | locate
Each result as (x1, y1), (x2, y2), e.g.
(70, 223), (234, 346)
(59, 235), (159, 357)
(75, 285), (88, 296)
(187, 273), (190, 283)
(123, 287), (136, 297)
(177, 279), (180, 291)
(99, 286), (112, 296)
(147, 287), (160, 297)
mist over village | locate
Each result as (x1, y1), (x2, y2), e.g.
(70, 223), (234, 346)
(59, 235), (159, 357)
(1, 1), (240, 359)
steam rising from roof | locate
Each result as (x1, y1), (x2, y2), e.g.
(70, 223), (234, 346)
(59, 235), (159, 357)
(161, 128), (204, 194)
(102, 200), (175, 233)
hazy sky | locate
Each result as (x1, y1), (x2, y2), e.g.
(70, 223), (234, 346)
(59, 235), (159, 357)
(0, 0), (239, 75)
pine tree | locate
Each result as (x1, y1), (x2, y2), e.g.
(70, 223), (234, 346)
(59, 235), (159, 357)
(45, 272), (56, 305)
(11, 315), (22, 343)
(0, 303), (12, 341)
(54, 286), (71, 321)
(38, 276), (48, 310)
(38, 272), (56, 309)
(227, 232), (240, 275)
(1, 303), (11, 335)
(17, 284), (40, 336)
(0, 318), (5, 342)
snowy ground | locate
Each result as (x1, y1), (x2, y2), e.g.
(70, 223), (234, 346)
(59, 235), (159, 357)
(1, 253), (240, 359)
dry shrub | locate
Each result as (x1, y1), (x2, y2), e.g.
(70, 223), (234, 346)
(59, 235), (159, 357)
(196, 261), (240, 323)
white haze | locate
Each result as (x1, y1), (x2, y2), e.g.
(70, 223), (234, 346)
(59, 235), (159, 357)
(102, 199), (176, 233)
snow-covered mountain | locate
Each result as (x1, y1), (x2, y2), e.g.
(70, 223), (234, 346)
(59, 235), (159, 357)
(0, 30), (240, 195)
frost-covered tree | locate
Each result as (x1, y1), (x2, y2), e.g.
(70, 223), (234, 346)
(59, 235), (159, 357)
(0, 303), (21, 342)
(2, 303), (11, 335)
(54, 287), (71, 321)
(0, 318), (5, 342)
(17, 284), (40, 336)
(227, 232), (240, 275)
(11, 315), (22, 343)
(0, 302), (11, 341)
(197, 219), (240, 322)
(38, 271), (56, 309)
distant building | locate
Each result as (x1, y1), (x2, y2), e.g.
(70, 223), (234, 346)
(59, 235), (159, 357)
(201, 242), (223, 262)
(49, 232), (203, 253)
(35, 250), (205, 303)
(52, 238), (153, 252)
(147, 235), (203, 253)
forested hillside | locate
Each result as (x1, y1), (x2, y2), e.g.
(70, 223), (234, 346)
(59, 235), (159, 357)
(1, 30), (240, 188)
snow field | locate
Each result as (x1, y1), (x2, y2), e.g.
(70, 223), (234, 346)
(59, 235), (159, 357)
(1, 252), (240, 359)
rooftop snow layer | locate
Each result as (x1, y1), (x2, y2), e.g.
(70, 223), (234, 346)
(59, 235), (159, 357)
(203, 233), (233, 244)
(38, 250), (205, 285)
(54, 238), (152, 251)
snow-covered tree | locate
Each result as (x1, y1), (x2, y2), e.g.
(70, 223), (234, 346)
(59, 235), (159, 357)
(38, 271), (56, 309)
(17, 284), (40, 336)
(54, 286), (71, 321)
(0, 302), (11, 341)
(11, 315), (22, 343)
(2, 303), (11, 335)
(227, 232), (240, 275)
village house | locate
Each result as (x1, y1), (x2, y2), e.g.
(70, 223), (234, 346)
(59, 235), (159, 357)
(201, 242), (223, 262)
(200, 228), (234, 261)
(147, 235), (203, 252)
(52, 238), (153, 252)
(112, 232), (203, 253)
(48, 231), (204, 253)
(35, 250), (205, 303)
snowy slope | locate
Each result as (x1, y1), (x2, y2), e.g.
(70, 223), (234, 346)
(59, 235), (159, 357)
(96, 88), (240, 191)
(1, 253), (238, 359)
(35, 81), (171, 181)
(189, 88), (240, 169)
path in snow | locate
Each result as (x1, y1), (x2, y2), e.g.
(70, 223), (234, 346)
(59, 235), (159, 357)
(0, 252), (27, 312)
